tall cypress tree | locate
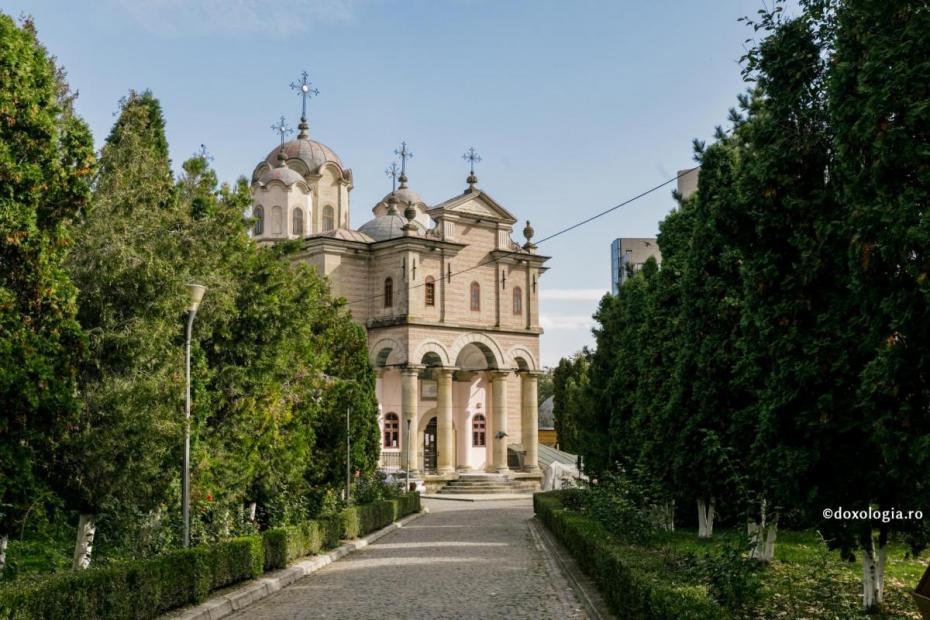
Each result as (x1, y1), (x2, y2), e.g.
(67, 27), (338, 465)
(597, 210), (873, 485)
(827, 0), (930, 609)
(63, 91), (185, 567)
(0, 14), (95, 571)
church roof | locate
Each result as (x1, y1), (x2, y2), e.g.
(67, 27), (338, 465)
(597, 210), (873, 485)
(358, 213), (427, 242)
(256, 165), (306, 187)
(428, 189), (518, 224)
(253, 136), (343, 183)
(312, 228), (374, 243)
(538, 396), (555, 429)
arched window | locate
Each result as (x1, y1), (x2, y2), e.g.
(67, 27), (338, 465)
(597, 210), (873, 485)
(472, 414), (486, 447)
(254, 206), (264, 235)
(470, 281), (480, 312)
(323, 205), (335, 232)
(513, 286), (523, 315)
(425, 276), (435, 306)
(271, 206), (283, 235)
(384, 277), (393, 308)
(292, 208), (304, 236)
(383, 412), (400, 448)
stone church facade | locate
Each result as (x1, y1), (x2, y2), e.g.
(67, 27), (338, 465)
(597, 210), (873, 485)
(250, 112), (548, 485)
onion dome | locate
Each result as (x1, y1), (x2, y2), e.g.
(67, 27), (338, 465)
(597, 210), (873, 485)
(359, 191), (426, 241)
(252, 118), (344, 183)
(256, 165), (306, 187)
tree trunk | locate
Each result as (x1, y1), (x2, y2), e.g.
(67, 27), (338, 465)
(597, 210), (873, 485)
(662, 500), (675, 532)
(697, 497), (715, 538)
(72, 514), (96, 570)
(748, 500), (778, 562)
(249, 502), (257, 522)
(862, 533), (887, 611)
(0, 533), (8, 574)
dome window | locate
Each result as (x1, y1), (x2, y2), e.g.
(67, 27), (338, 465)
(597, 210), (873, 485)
(323, 205), (335, 232)
(254, 206), (264, 235)
(292, 208), (304, 236)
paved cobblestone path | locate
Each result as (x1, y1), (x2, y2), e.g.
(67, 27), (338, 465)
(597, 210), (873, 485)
(228, 498), (588, 619)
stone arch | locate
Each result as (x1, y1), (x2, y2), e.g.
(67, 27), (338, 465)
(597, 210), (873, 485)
(369, 336), (405, 368)
(450, 332), (505, 370)
(508, 346), (538, 372)
(414, 341), (452, 367)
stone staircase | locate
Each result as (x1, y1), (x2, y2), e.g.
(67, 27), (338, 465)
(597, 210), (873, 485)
(436, 473), (535, 495)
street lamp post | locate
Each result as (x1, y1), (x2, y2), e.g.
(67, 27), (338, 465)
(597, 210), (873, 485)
(183, 284), (206, 548)
(345, 405), (351, 503)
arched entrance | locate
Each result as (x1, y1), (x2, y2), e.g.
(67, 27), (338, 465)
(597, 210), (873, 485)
(423, 417), (438, 473)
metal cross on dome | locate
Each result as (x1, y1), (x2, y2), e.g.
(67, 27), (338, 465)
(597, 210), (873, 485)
(394, 141), (414, 176)
(385, 161), (400, 192)
(463, 146), (481, 175)
(290, 70), (319, 121)
(271, 116), (293, 145)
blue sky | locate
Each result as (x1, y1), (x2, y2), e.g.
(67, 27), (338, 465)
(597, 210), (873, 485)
(9, 0), (793, 366)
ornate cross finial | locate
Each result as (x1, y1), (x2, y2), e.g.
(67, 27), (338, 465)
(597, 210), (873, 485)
(394, 141), (413, 187)
(463, 146), (481, 191)
(463, 146), (481, 175)
(385, 161), (400, 192)
(290, 70), (319, 121)
(271, 116), (293, 146)
(195, 144), (214, 163)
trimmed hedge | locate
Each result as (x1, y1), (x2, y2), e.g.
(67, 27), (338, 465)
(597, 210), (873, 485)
(0, 493), (420, 619)
(534, 491), (727, 620)
(0, 536), (263, 620)
(263, 493), (421, 571)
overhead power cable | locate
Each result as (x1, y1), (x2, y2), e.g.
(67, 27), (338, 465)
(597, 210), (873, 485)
(337, 166), (699, 308)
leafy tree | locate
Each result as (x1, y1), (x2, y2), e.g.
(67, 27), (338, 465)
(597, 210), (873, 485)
(62, 90), (186, 567)
(552, 352), (591, 458)
(0, 14), (94, 573)
(825, 0), (930, 609)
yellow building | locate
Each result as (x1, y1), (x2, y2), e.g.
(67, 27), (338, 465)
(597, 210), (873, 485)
(250, 107), (549, 489)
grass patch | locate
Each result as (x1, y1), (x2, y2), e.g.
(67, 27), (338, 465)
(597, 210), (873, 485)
(536, 491), (927, 619)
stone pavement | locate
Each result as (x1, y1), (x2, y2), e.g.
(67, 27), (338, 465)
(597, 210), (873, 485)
(226, 498), (589, 619)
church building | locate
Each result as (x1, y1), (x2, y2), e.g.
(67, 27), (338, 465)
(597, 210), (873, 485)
(249, 79), (549, 488)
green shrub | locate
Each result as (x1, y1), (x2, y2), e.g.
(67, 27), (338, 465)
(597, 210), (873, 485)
(0, 494), (422, 619)
(0, 536), (263, 620)
(340, 507), (361, 539)
(535, 491), (727, 620)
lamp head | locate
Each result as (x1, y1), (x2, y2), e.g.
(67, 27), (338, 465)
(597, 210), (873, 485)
(187, 284), (207, 312)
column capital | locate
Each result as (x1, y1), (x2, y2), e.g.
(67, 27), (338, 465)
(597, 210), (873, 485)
(489, 369), (511, 380)
(401, 364), (423, 376)
(435, 366), (457, 378)
(518, 369), (545, 378)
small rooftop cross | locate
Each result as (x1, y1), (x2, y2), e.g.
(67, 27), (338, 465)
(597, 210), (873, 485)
(290, 70), (319, 122)
(385, 161), (400, 192)
(463, 146), (481, 191)
(394, 141), (414, 186)
(271, 116), (293, 145)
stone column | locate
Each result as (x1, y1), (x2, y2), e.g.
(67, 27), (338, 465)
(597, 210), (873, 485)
(436, 368), (455, 474)
(521, 372), (540, 473)
(491, 370), (510, 473)
(401, 366), (420, 476)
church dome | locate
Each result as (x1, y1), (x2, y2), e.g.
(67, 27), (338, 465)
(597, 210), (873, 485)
(378, 187), (425, 210)
(262, 137), (342, 176)
(358, 212), (426, 242)
(256, 165), (306, 187)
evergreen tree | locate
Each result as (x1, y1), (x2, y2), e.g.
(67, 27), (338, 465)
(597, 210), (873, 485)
(0, 14), (95, 572)
(62, 91), (186, 567)
(826, 0), (930, 609)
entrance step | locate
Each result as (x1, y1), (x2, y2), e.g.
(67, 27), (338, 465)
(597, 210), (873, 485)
(436, 473), (533, 495)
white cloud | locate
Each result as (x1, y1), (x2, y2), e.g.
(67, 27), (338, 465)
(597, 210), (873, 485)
(539, 314), (595, 331)
(539, 288), (609, 301)
(113, 0), (358, 36)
